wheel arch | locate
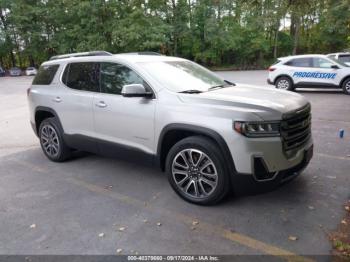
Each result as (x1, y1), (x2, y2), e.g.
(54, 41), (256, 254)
(274, 74), (294, 85)
(156, 124), (236, 176)
(34, 106), (64, 135)
(339, 75), (350, 87)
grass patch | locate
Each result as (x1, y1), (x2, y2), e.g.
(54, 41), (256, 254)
(330, 201), (350, 258)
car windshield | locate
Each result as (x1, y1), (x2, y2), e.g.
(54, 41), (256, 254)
(27, 67), (35, 70)
(338, 55), (350, 65)
(138, 60), (229, 92)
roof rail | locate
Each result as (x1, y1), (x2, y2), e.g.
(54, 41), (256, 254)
(49, 51), (113, 61)
(120, 52), (162, 56)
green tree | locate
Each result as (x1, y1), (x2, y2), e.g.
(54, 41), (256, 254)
(0, 0), (349, 69)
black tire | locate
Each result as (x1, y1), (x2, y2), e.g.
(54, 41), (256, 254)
(275, 76), (294, 91)
(38, 117), (71, 162)
(166, 136), (230, 205)
(342, 78), (350, 95)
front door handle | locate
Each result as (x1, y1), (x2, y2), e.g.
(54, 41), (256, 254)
(95, 101), (107, 108)
(52, 96), (62, 103)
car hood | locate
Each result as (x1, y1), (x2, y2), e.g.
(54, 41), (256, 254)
(177, 84), (309, 120)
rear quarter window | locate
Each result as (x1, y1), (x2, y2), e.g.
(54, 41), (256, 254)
(32, 64), (59, 85)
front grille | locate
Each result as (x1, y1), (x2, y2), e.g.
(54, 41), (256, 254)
(281, 104), (311, 154)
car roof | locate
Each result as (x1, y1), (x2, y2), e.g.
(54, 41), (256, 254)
(327, 52), (350, 55)
(114, 54), (186, 63)
(42, 54), (186, 66)
(278, 54), (327, 61)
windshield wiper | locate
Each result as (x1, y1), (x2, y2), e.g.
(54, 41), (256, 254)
(179, 90), (203, 94)
(209, 80), (236, 91)
(224, 80), (236, 86)
(209, 84), (227, 91)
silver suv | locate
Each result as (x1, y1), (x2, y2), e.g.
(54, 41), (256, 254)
(28, 51), (313, 205)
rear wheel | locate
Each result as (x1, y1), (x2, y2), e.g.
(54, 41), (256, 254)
(166, 136), (230, 205)
(39, 118), (71, 162)
(275, 76), (294, 91)
(342, 78), (350, 95)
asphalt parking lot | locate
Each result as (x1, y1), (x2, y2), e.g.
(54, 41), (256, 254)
(0, 72), (349, 258)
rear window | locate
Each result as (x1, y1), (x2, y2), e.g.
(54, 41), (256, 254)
(32, 64), (59, 85)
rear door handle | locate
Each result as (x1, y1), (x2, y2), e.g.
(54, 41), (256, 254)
(52, 97), (62, 103)
(95, 101), (107, 108)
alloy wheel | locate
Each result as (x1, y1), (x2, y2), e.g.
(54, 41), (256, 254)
(345, 81), (350, 93)
(40, 124), (60, 157)
(277, 79), (290, 89)
(171, 149), (218, 199)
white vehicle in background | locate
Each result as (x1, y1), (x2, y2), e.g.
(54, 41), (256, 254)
(25, 67), (38, 76)
(9, 67), (22, 76)
(267, 54), (350, 95)
(327, 52), (350, 66)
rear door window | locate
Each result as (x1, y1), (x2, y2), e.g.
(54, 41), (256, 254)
(32, 64), (59, 85)
(285, 58), (312, 67)
(63, 62), (100, 92)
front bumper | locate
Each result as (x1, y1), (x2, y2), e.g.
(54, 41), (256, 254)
(231, 144), (313, 195)
(226, 131), (313, 175)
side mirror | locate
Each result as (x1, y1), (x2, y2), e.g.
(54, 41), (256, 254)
(331, 65), (339, 69)
(121, 84), (153, 98)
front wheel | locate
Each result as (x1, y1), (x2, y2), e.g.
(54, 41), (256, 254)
(166, 136), (230, 205)
(342, 78), (350, 95)
(275, 76), (294, 91)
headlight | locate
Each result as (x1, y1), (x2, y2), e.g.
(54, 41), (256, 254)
(234, 121), (280, 137)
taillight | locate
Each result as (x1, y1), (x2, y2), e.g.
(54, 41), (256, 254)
(27, 87), (31, 96)
(268, 67), (276, 72)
